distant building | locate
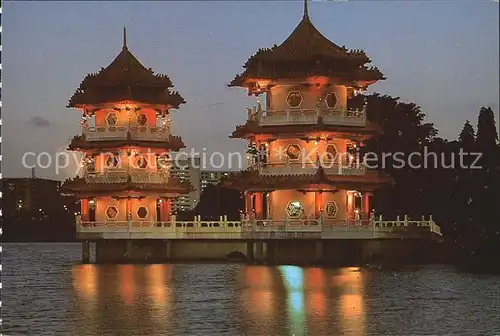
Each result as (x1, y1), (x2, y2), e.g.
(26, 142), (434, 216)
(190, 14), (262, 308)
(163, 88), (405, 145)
(201, 170), (231, 191)
(169, 156), (233, 212)
(169, 156), (201, 212)
(1, 177), (77, 218)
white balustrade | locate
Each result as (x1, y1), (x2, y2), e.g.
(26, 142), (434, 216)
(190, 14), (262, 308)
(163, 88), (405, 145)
(254, 107), (366, 127)
(83, 169), (169, 184)
(76, 215), (442, 239)
(257, 161), (366, 176)
(83, 125), (171, 142)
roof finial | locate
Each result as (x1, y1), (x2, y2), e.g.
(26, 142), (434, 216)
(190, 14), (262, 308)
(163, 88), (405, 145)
(303, 0), (309, 19)
(123, 27), (127, 50)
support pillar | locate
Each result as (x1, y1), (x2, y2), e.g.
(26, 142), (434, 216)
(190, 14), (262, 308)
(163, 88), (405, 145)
(315, 240), (323, 264)
(246, 241), (254, 262)
(125, 240), (133, 258)
(165, 240), (171, 260)
(254, 192), (263, 219)
(81, 241), (90, 263)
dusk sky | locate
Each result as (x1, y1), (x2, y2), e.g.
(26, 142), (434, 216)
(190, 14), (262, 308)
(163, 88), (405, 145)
(3, 1), (499, 180)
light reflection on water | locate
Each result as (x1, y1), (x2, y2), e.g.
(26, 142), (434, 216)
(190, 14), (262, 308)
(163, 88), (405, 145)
(3, 243), (500, 336)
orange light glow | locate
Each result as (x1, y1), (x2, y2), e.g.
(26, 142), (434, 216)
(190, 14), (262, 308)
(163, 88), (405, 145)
(119, 265), (135, 304)
(72, 264), (98, 300)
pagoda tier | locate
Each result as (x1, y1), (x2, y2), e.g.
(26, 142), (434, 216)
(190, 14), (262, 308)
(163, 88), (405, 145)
(61, 176), (191, 197)
(229, 1), (384, 94)
(68, 28), (185, 108)
(222, 168), (391, 192)
(231, 118), (380, 140)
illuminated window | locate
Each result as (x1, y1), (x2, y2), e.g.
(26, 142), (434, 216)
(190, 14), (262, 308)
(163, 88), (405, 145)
(286, 201), (304, 218)
(137, 206), (148, 219)
(286, 91), (303, 108)
(325, 93), (338, 108)
(286, 144), (302, 161)
(105, 206), (118, 219)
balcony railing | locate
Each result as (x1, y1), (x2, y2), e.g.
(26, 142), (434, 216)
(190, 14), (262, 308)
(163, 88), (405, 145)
(248, 106), (366, 127)
(76, 214), (442, 240)
(83, 125), (171, 142)
(84, 169), (169, 184)
(257, 161), (366, 176)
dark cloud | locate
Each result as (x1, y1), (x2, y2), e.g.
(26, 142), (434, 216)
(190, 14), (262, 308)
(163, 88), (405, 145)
(25, 116), (52, 127)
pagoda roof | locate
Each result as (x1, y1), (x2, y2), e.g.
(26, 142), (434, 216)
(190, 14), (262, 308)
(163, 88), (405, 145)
(230, 119), (381, 139)
(68, 28), (185, 108)
(67, 135), (186, 151)
(61, 175), (192, 196)
(229, 1), (384, 91)
(221, 167), (392, 191)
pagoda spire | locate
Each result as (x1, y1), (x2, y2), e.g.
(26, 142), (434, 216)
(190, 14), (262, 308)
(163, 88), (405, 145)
(122, 27), (127, 50)
(303, 0), (309, 19)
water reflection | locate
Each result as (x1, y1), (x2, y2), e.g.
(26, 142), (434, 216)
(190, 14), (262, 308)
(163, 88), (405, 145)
(239, 265), (366, 336)
(71, 263), (366, 335)
(71, 264), (174, 335)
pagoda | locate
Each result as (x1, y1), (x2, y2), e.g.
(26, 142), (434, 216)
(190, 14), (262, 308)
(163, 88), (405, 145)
(62, 28), (191, 229)
(223, 1), (392, 223)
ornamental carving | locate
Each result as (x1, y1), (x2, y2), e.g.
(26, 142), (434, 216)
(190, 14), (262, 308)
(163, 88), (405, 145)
(286, 201), (304, 218)
(325, 144), (339, 162)
(325, 92), (338, 108)
(137, 113), (147, 126)
(137, 157), (148, 169)
(106, 113), (118, 126)
(106, 155), (120, 168)
(286, 144), (302, 161)
(286, 91), (303, 108)
(105, 206), (118, 219)
(137, 206), (148, 219)
(325, 201), (338, 218)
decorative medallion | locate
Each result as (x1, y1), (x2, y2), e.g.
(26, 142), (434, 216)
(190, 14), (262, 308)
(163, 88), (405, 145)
(325, 144), (339, 162)
(286, 144), (302, 161)
(106, 113), (118, 126)
(325, 201), (338, 218)
(106, 155), (119, 168)
(325, 93), (338, 108)
(137, 206), (148, 219)
(286, 91), (303, 108)
(286, 201), (304, 218)
(105, 206), (118, 219)
(137, 157), (148, 169)
(137, 113), (147, 126)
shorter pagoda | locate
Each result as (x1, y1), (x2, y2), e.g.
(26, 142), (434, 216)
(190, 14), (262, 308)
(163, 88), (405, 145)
(62, 28), (191, 229)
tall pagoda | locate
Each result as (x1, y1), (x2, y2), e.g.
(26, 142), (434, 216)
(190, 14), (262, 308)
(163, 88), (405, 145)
(223, 1), (391, 223)
(62, 28), (191, 229)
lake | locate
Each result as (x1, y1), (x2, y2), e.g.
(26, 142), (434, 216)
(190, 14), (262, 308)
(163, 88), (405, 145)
(2, 243), (499, 335)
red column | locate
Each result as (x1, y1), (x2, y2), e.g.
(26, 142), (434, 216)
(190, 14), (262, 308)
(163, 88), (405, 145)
(164, 199), (171, 221)
(81, 199), (89, 221)
(126, 198), (132, 220)
(254, 192), (263, 220)
(245, 192), (252, 218)
(363, 193), (370, 218)
(315, 192), (323, 218)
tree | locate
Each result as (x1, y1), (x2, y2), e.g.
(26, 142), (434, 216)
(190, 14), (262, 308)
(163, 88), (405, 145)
(193, 184), (244, 221)
(476, 106), (498, 150)
(458, 120), (475, 147)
